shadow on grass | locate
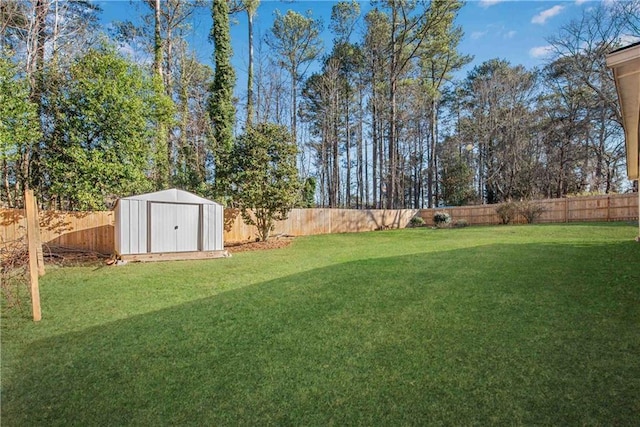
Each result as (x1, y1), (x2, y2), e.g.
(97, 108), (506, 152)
(3, 241), (639, 426)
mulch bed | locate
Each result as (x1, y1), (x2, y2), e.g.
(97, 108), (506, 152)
(225, 237), (294, 253)
(2, 238), (294, 272)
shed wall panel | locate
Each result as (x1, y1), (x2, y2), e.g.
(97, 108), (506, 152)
(137, 200), (148, 253)
(203, 204), (212, 250)
(202, 204), (223, 251)
(121, 200), (131, 254)
(128, 200), (139, 253)
(214, 204), (223, 250)
(119, 199), (148, 255)
(114, 202), (122, 254)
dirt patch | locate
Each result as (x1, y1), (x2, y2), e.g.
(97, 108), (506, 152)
(226, 237), (294, 253)
(41, 246), (111, 267)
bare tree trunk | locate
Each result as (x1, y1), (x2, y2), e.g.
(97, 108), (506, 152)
(3, 159), (13, 208)
(434, 101), (440, 207)
(358, 82), (365, 209)
(345, 94), (351, 207)
(332, 91), (340, 207)
(23, 0), (48, 193)
(427, 99), (437, 208)
(166, 28), (176, 179)
(246, 10), (254, 127)
(152, 0), (169, 188)
(387, 3), (400, 209)
(52, 0), (59, 59)
(378, 114), (385, 208)
(255, 57), (262, 123)
(154, 0), (163, 79)
(291, 65), (297, 146)
(372, 78), (378, 209)
(178, 51), (189, 183)
(321, 124), (329, 207)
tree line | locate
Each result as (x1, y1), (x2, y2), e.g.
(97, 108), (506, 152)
(1, 0), (638, 212)
(297, 0), (637, 209)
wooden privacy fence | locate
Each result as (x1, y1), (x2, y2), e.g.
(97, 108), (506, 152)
(418, 193), (639, 226)
(223, 208), (418, 242)
(0, 207), (417, 256)
(1, 209), (115, 255)
(1, 193), (637, 257)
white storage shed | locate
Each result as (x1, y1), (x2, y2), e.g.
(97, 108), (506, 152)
(114, 189), (226, 261)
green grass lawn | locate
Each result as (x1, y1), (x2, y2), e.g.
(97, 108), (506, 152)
(2, 223), (639, 425)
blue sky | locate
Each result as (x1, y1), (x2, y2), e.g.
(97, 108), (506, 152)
(99, 0), (623, 80)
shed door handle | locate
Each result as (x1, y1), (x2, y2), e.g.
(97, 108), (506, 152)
(174, 225), (179, 230)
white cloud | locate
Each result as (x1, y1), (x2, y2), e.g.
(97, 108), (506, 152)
(470, 25), (515, 41)
(118, 42), (136, 58)
(116, 40), (152, 66)
(529, 45), (554, 59)
(575, 0), (589, 5)
(471, 30), (488, 40)
(479, 0), (504, 8)
(531, 5), (565, 25)
(620, 34), (640, 46)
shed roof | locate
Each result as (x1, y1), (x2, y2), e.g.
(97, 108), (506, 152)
(606, 43), (640, 180)
(118, 188), (221, 205)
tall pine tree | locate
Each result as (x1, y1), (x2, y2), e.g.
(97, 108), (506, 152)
(209, 0), (236, 201)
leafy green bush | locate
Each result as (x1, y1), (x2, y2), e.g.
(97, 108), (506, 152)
(495, 201), (518, 224)
(517, 199), (546, 224)
(409, 216), (425, 227)
(433, 211), (452, 227)
(230, 123), (300, 241)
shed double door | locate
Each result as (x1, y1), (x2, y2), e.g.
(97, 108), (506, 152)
(149, 203), (200, 253)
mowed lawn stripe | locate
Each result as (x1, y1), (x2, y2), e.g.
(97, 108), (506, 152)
(2, 223), (639, 425)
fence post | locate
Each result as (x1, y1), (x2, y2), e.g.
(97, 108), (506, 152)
(25, 189), (42, 322)
(32, 197), (45, 276)
(606, 196), (611, 222)
(564, 198), (569, 223)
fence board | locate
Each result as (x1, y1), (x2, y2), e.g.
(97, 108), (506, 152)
(1, 210), (115, 255)
(1, 194), (637, 258)
(418, 193), (638, 226)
